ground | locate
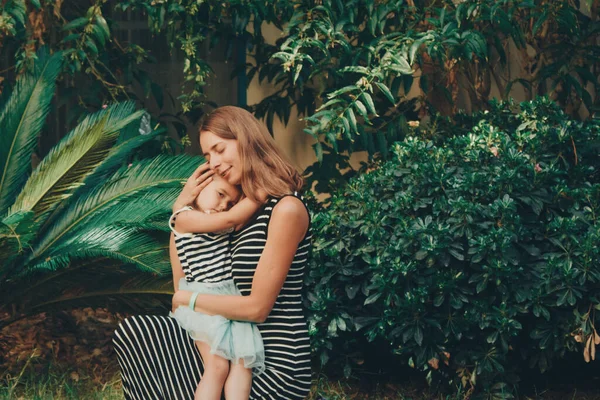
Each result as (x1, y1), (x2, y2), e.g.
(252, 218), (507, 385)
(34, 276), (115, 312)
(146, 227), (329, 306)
(1, 309), (600, 400)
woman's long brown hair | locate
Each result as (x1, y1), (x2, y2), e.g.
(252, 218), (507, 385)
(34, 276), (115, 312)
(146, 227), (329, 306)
(199, 106), (304, 202)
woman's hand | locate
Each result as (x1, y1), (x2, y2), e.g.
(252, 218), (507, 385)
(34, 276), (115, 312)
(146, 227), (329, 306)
(173, 163), (214, 212)
(172, 290), (217, 315)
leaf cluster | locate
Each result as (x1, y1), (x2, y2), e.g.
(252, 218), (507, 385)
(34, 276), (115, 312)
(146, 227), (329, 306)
(306, 97), (600, 396)
(259, 0), (600, 194)
(0, 47), (202, 328)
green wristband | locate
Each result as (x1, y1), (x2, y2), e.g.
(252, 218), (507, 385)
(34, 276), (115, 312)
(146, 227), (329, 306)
(189, 292), (199, 311)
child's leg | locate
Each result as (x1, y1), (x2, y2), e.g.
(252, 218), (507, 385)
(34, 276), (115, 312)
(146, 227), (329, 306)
(195, 341), (229, 400)
(223, 360), (252, 400)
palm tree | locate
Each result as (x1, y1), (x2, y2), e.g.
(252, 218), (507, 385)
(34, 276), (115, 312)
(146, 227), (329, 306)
(0, 47), (202, 328)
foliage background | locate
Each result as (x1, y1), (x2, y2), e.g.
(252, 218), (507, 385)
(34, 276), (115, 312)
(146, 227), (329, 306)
(1, 0), (598, 192)
(1, 0), (600, 397)
(306, 97), (600, 397)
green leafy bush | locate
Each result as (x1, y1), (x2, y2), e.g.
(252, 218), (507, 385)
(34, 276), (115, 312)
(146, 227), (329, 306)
(306, 97), (600, 397)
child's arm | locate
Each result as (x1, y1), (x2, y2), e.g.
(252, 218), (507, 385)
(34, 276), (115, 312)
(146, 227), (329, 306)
(173, 197), (261, 234)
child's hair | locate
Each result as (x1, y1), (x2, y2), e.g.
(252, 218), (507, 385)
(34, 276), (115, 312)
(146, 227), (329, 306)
(199, 106), (303, 202)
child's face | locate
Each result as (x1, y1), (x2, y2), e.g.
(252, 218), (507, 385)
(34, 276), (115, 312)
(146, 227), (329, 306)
(194, 177), (241, 213)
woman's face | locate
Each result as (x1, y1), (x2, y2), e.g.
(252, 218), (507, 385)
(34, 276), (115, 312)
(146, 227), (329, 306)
(200, 130), (242, 186)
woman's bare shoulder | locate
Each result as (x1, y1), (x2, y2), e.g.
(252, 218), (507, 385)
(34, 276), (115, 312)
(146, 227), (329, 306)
(271, 196), (309, 233)
(272, 196), (308, 216)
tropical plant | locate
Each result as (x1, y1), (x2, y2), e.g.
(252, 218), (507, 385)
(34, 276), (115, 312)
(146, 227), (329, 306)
(0, 0), (295, 144)
(306, 97), (600, 396)
(0, 47), (202, 329)
(2, 1), (598, 195)
(265, 0), (600, 193)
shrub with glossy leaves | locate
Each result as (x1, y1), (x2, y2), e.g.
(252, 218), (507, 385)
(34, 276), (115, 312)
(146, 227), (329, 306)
(306, 97), (600, 397)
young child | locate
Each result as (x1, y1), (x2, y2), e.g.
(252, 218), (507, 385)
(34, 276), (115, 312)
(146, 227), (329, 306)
(168, 175), (264, 400)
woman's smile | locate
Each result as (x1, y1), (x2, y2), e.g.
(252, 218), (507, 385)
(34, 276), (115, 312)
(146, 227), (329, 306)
(200, 130), (241, 186)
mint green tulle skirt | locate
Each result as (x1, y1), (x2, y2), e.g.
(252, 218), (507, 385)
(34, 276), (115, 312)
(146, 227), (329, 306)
(169, 278), (265, 376)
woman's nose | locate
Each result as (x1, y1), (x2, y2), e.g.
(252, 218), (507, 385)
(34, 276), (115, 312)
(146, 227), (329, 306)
(209, 156), (220, 170)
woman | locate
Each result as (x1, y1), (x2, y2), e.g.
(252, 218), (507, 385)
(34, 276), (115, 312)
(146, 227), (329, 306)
(113, 106), (312, 400)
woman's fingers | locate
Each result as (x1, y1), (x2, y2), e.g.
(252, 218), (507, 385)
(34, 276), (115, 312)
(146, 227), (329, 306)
(196, 168), (215, 184)
(192, 162), (210, 179)
(192, 176), (213, 197)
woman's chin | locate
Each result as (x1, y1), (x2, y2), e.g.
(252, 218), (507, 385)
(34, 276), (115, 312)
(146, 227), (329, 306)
(226, 171), (241, 186)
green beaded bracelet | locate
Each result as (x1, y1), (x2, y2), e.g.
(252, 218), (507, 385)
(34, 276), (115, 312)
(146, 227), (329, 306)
(189, 292), (199, 311)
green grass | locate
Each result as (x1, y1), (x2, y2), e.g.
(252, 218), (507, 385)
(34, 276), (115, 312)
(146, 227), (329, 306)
(308, 373), (467, 400)
(0, 367), (443, 400)
(0, 373), (123, 400)
(0, 368), (467, 400)
(2, 368), (599, 400)
(0, 354), (123, 400)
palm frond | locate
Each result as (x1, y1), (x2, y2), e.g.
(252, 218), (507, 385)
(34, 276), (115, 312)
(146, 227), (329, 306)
(29, 225), (170, 275)
(0, 212), (37, 293)
(81, 186), (180, 228)
(0, 211), (36, 272)
(30, 154), (202, 260)
(8, 102), (144, 223)
(0, 47), (63, 213)
(82, 127), (164, 188)
(116, 110), (154, 144)
(122, 218), (172, 232)
(8, 116), (114, 219)
(0, 258), (173, 329)
(36, 124), (164, 236)
(28, 280), (173, 319)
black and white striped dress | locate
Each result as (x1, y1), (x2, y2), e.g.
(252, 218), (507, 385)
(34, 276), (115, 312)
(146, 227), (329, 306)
(113, 195), (313, 399)
(169, 205), (234, 284)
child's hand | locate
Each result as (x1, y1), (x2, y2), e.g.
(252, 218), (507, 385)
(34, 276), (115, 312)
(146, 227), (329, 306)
(173, 163), (214, 212)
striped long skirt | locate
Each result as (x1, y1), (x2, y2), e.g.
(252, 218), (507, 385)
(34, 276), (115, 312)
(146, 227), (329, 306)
(113, 315), (203, 400)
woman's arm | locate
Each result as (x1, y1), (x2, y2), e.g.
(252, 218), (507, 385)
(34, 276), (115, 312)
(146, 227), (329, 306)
(170, 232), (185, 293)
(171, 196), (309, 322)
(174, 197), (261, 234)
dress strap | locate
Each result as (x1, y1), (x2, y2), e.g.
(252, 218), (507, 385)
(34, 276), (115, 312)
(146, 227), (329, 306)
(169, 206), (194, 238)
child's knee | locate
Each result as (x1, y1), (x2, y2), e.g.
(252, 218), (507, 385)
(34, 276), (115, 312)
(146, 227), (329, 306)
(206, 355), (230, 379)
(230, 359), (250, 374)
